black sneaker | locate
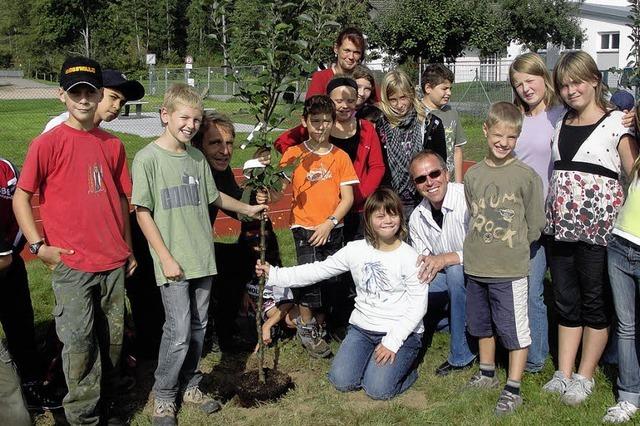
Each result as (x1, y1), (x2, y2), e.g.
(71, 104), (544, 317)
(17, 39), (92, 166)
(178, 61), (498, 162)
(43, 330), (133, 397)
(328, 326), (348, 343)
(22, 381), (63, 411)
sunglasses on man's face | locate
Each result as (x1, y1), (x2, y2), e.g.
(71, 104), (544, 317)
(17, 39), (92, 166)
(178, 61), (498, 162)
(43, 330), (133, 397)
(413, 169), (443, 185)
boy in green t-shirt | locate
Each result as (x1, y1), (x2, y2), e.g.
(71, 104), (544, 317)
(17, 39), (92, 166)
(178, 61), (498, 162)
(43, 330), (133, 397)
(462, 102), (544, 416)
(131, 84), (265, 425)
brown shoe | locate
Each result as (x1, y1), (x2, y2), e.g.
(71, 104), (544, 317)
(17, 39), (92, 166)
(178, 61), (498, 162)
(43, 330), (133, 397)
(182, 387), (222, 415)
(152, 399), (176, 426)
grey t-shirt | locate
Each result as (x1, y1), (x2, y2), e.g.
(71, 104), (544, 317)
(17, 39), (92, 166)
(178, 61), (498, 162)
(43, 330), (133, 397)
(425, 105), (467, 178)
(131, 142), (219, 285)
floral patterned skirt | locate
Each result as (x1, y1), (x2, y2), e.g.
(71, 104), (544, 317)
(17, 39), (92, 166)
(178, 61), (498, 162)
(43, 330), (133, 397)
(544, 170), (624, 246)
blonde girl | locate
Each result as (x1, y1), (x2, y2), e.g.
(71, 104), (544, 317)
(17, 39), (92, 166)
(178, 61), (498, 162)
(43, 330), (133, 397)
(376, 70), (445, 215)
(542, 51), (638, 406)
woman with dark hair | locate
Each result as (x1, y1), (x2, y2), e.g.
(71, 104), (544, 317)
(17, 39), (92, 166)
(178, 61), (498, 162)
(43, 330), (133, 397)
(353, 65), (382, 122)
(306, 27), (366, 99)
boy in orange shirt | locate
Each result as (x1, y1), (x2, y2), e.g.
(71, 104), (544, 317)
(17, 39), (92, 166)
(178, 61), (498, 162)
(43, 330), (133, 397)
(279, 95), (359, 358)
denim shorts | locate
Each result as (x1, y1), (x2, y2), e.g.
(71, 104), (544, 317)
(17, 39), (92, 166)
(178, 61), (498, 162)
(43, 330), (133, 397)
(466, 276), (531, 350)
(291, 227), (343, 308)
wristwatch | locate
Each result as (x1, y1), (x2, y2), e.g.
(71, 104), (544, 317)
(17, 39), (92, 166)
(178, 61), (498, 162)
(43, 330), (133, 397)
(327, 216), (339, 227)
(28, 239), (45, 255)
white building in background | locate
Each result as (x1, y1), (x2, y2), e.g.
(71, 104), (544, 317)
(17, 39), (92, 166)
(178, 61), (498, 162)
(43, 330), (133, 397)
(451, 0), (633, 83)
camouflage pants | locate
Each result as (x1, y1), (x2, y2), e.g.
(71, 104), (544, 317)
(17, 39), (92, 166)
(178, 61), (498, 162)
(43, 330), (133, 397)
(51, 262), (125, 425)
(0, 340), (30, 426)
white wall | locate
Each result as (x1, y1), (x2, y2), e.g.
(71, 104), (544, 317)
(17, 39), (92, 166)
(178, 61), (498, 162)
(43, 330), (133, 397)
(580, 13), (632, 70)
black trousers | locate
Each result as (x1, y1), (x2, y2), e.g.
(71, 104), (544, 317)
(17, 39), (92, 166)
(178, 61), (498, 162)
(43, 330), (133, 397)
(547, 239), (612, 329)
(0, 254), (41, 382)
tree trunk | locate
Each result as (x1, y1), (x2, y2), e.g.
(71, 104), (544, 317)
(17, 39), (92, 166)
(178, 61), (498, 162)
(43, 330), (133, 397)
(256, 216), (267, 383)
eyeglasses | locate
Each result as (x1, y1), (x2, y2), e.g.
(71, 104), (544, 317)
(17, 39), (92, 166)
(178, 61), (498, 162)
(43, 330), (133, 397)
(413, 169), (443, 184)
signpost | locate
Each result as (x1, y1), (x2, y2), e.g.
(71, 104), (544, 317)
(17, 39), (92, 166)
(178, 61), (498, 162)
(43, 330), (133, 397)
(146, 53), (157, 95)
(185, 55), (194, 86)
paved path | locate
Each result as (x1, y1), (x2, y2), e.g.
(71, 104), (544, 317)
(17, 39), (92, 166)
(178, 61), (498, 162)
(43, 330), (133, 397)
(0, 78), (58, 99)
(102, 113), (266, 138)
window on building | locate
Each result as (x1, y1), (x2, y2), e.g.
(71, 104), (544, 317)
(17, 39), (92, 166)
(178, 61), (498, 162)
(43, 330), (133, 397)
(600, 32), (620, 51)
(565, 37), (582, 51)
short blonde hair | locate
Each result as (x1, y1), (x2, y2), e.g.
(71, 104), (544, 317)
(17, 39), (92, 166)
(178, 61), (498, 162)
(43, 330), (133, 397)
(509, 52), (558, 113)
(485, 102), (523, 134)
(162, 83), (204, 113)
(553, 50), (612, 113)
(379, 70), (425, 126)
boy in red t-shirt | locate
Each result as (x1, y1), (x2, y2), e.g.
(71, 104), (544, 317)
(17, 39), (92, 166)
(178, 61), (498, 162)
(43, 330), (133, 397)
(13, 57), (136, 425)
(279, 95), (359, 358)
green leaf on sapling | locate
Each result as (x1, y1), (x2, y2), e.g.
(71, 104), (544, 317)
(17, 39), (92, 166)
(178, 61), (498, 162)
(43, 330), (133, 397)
(238, 186), (254, 222)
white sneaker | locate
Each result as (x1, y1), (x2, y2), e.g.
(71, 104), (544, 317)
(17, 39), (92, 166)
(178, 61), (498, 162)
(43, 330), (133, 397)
(560, 373), (594, 406)
(542, 370), (571, 395)
(603, 401), (638, 424)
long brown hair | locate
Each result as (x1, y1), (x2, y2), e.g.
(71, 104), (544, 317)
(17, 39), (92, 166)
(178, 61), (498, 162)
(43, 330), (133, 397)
(553, 51), (612, 113)
(363, 188), (407, 248)
(632, 104), (640, 180)
(509, 52), (558, 113)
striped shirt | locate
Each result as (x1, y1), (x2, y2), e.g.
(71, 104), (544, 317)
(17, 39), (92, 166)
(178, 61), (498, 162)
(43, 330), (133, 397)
(409, 182), (468, 264)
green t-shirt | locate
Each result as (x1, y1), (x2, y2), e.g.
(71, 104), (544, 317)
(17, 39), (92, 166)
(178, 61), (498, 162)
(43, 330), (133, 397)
(131, 142), (219, 285)
(463, 158), (545, 280)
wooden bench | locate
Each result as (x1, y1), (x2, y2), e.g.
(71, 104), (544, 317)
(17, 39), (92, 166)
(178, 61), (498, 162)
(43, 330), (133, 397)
(122, 101), (148, 117)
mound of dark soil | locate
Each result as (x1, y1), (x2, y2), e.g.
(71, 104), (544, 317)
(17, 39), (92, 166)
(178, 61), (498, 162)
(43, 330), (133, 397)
(235, 368), (293, 407)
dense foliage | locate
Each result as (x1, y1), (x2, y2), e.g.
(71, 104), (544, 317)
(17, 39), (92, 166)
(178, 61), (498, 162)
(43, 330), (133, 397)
(1, 0), (583, 76)
(367, 0), (584, 63)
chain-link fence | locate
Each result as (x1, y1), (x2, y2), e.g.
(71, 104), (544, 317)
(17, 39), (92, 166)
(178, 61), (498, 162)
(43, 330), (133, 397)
(0, 66), (310, 167)
(1, 61), (634, 167)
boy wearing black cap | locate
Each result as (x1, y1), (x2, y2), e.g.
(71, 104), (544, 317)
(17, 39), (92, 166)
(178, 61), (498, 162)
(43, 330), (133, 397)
(13, 56), (136, 425)
(43, 69), (145, 133)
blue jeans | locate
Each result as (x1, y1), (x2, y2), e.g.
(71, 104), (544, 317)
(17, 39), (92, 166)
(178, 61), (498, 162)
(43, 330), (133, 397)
(608, 235), (640, 407)
(427, 264), (475, 366)
(153, 276), (212, 401)
(327, 325), (421, 400)
(526, 239), (549, 372)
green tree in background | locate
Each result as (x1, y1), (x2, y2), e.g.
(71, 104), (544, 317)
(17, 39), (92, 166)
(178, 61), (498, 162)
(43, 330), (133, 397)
(368, 0), (583, 63)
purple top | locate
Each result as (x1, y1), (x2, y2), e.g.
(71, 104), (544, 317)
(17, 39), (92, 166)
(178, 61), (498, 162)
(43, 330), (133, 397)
(514, 105), (565, 198)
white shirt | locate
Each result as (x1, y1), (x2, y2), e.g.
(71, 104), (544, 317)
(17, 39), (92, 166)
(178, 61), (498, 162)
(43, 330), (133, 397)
(409, 182), (468, 264)
(551, 110), (632, 173)
(267, 240), (428, 353)
(42, 112), (70, 134)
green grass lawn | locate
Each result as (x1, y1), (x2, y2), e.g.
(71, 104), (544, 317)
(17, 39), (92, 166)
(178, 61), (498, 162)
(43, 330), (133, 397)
(0, 97), (300, 168)
(25, 253), (619, 425)
(0, 96), (488, 168)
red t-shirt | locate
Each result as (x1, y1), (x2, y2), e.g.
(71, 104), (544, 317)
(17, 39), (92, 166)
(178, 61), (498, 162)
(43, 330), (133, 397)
(0, 158), (21, 254)
(306, 67), (381, 102)
(18, 124), (132, 272)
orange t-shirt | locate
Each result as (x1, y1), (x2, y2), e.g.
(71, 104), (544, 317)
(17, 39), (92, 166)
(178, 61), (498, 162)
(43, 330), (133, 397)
(280, 142), (359, 228)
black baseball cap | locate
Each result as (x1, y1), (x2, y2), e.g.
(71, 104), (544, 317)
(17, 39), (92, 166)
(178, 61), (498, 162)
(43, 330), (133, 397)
(611, 90), (635, 112)
(102, 69), (145, 101)
(60, 56), (103, 91)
